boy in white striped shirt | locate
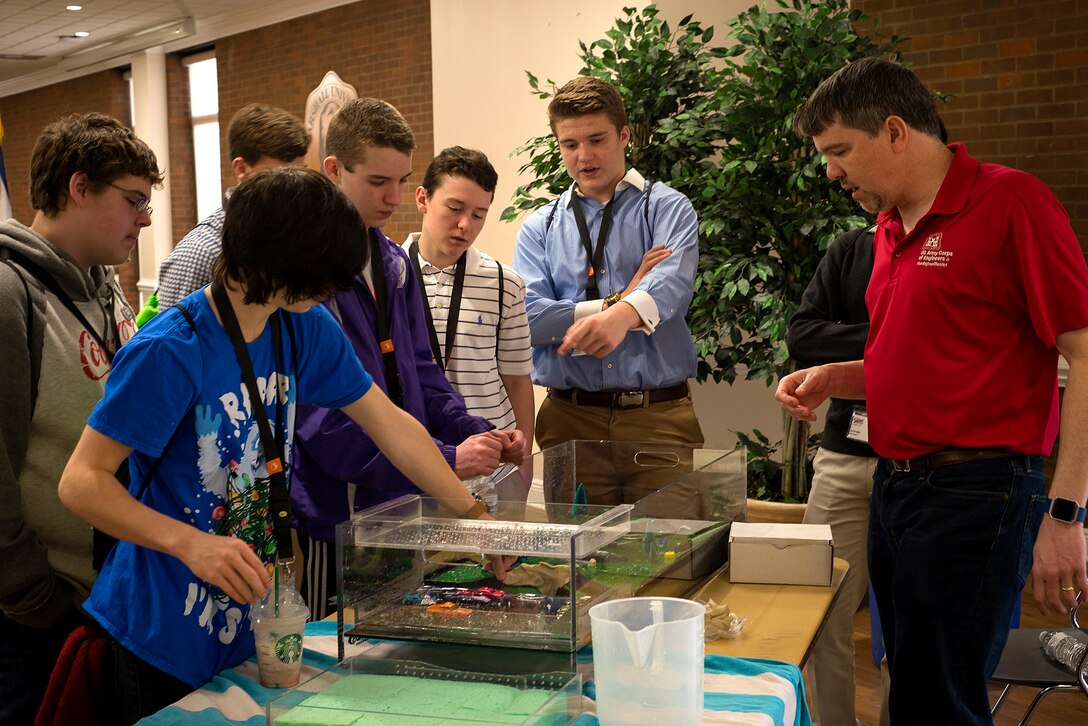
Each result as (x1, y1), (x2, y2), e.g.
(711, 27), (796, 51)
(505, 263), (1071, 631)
(403, 147), (534, 492)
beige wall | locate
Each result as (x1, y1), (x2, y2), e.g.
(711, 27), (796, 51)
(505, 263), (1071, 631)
(429, 0), (789, 450)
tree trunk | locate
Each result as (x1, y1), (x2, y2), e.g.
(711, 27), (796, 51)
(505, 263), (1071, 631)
(779, 411), (810, 501)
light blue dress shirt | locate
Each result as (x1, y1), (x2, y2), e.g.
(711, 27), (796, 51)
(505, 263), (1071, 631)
(512, 169), (699, 391)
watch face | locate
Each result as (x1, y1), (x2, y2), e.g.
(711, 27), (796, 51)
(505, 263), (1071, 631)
(1050, 497), (1081, 522)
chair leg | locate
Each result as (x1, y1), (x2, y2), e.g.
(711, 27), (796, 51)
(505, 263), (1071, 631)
(1016, 683), (1079, 725)
(991, 683), (1012, 716)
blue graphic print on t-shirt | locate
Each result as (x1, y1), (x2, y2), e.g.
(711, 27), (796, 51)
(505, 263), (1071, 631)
(82, 290), (370, 687)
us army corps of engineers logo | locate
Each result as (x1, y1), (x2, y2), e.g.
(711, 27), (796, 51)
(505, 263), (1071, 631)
(917, 232), (952, 268)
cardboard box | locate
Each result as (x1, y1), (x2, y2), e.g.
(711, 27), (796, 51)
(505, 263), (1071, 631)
(728, 522), (833, 586)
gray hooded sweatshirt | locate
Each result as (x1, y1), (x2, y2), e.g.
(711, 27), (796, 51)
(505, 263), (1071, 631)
(0, 219), (135, 627)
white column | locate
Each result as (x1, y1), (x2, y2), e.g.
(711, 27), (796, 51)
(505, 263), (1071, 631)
(129, 47), (174, 305)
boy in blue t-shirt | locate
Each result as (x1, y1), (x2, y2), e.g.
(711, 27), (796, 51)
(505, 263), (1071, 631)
(58, 167), (498, 722)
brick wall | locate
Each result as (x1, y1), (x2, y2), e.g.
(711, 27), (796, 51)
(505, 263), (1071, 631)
(215, 0), (433, 244)
(853, 0), (1088, 250)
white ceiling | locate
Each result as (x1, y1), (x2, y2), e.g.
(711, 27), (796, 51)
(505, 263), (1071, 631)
(0, 0), (355, 97)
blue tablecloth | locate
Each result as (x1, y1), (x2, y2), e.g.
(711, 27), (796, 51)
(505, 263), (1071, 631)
(142, 622), (810, 725)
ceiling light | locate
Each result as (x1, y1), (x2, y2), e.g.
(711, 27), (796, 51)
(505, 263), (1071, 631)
(58, 17), (195, 72)
(66, 4), (83, 10)
(74, 31), (89, 37)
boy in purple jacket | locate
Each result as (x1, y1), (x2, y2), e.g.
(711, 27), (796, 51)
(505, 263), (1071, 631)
(292, 99), (524, 618)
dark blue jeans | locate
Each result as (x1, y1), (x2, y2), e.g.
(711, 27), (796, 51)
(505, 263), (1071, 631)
(868, 455), (1046, 725)
(113, 640), (193, 724)
(0, 610), (86, 725)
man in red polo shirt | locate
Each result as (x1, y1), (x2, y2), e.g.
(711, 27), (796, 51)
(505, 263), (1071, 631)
(776, 57), (1088, 725)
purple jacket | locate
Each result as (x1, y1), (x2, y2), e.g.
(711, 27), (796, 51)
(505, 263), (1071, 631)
(291, 230), (493, 540)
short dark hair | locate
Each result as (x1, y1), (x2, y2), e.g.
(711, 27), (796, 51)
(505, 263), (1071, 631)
(421, 147), (498, 198)
(227, 103), (309, 164)
(324, 98), (415, 170)
(29, 113), (162, 216)
(548, 76), (627, 134)
(793, 57), (944, 140)
(215, 167), (367, 305)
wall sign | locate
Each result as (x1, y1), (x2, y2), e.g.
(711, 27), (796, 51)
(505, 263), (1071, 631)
(304, 71), (358, 169)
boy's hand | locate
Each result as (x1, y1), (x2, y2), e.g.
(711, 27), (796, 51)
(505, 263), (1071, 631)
(454, 432), (503, 478)
(498, 429), (527, 465)
(180, 531), (269, 605)
(622, 244), (671, 296)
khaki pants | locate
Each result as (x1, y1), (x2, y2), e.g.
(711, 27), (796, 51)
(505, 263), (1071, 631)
(802, 448), (889, 726)
(536, 393), (704, 517)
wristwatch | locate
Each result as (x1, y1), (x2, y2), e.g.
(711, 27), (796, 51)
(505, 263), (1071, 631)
(1046, 497), (1087, 524)
(463, 495), (489, 520)
(601, 292), (622, 310)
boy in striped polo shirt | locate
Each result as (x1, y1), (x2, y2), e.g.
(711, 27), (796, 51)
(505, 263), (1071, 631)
(404, 147), (534, 492)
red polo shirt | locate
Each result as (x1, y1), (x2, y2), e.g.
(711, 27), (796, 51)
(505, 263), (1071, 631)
(864, 143), (1088, 460)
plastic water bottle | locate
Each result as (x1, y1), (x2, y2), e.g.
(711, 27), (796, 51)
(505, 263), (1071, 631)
(1039, 630), (1088, 672)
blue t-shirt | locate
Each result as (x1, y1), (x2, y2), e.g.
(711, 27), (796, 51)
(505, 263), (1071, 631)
(84, 290), (371, 687)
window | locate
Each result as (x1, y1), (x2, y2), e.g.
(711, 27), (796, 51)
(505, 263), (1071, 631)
(185, 54), (221, 220)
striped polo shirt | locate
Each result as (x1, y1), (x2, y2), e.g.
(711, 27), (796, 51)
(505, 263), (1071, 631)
(403, 235), (533, 431)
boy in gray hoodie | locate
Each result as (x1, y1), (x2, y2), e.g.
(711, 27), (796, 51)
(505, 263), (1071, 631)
(0, 112), (161, 724)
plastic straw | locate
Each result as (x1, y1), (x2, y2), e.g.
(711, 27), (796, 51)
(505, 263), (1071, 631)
(274, 565), (280, 618)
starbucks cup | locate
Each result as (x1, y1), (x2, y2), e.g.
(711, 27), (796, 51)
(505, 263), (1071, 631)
(250, 586), (309, 688)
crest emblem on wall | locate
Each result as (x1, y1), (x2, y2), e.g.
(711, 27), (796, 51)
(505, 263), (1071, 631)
(304, 71), (358, 169)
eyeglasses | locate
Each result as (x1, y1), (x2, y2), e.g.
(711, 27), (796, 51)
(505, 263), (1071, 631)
(106, 182), (153, 216)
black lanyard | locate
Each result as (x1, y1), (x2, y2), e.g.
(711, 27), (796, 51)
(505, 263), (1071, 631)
(407, 241), (465, 373)
(368, 229), (405, 408)
(9, 252), (119, 360)
(210, 281), (293, 563)
(570, 193), (616, 300)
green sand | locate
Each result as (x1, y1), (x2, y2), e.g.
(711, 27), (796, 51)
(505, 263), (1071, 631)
(274, 673), (558, 725)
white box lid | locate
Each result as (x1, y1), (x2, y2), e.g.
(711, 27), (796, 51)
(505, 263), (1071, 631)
(730, 521), (832, 545)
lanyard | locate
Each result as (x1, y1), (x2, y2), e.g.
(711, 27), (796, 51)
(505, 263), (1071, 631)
(8, 251), (119, 359)
(570, 193), (616, 300)
(407, 241), (465, 373)
(368, 230), (405, 408)
(209, 281), (293, 563)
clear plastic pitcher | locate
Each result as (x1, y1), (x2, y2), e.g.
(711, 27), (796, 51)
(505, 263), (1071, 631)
(589, 596), (705, 726)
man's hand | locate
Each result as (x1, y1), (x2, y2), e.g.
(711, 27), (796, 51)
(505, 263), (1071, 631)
(454, 432), (503, 478)
(558, 303), (640, 358)
(497, 429), (528, 465)
(622, 245), (671, 297)
(178, 531), (269, 605)
(1031, 517), (1088, 615)
(775, 364), (849, 420)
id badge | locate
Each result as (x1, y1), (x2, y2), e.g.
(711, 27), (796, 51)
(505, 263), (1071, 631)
(846, 405), (869, 443)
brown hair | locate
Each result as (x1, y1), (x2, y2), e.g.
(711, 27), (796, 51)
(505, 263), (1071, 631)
(29, 113), (162, 216)
(421, 146), (498, 197)
(324, 97), (415, 170)
(794, 57), (945, 140)
(227, 103), (309, 164)
(547, 76), (628, 134)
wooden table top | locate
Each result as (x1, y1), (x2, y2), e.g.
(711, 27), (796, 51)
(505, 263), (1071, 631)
(691, 557), (849, 667)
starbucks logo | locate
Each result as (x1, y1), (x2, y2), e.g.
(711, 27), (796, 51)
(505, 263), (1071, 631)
(275, 633), (303, 663)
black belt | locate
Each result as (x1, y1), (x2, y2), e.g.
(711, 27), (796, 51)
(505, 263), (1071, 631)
(888, 448), (1016, 473)
(548, 383), (689, 409)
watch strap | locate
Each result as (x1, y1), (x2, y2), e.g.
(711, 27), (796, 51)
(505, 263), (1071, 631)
(463, 497), (489, 520)
(1046, 497), (1088, 523)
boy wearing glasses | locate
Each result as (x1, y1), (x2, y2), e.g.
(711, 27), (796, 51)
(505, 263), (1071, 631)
(0, 112), (161, 723)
